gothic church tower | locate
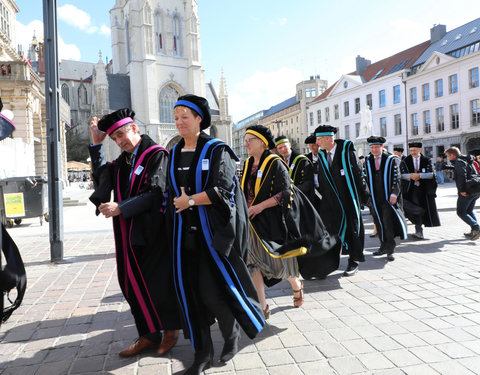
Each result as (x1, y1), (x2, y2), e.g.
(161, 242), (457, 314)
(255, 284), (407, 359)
(110, 0), (206, 146)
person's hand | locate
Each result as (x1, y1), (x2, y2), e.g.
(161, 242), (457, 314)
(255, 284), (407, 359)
(90, 116), (107, 144)
(99, 202), (120, 218)
(460, 192), (468, 197)
(410, 173), (420, 181)
(389, 195), (397, 205)
(173, 187), (190, 213)
(248, 204), (264, 219)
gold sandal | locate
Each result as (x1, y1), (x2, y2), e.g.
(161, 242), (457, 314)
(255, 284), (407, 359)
(293, 280), (304, 308)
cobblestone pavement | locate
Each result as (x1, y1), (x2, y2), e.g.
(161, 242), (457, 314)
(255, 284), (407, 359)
(1, 182), (480, 375)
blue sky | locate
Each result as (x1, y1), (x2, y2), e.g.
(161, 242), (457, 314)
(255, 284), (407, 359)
(16, 1), (479, 122)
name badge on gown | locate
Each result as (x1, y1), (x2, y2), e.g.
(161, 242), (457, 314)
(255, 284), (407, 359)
(314, 173), (319, 187)
(257, 169), (263, 178)
(290, 163), (295, 170)
(340, 169), (345, 176)
(134, 165), (144, 175)
(422, 168), (425, 173)
(202, 159), (209, 170)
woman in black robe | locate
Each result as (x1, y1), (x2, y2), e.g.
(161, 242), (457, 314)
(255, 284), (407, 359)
(167, 95), (264, 375)
(241, 125), (338, 318)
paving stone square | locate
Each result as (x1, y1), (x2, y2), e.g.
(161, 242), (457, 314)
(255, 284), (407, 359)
(1, 183), (480, 374)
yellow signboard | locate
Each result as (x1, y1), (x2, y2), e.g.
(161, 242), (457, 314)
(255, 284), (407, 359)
(4, 192), (25, 218)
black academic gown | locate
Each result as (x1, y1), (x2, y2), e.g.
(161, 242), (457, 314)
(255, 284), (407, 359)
(241, 150), (340, 279)
(0, 223), (27, 325)
(287, 150), (313, 196)
(400, 155), (440, 227)
(315, 140), (369, 263)
(365, 153), (408, 248)
(167, 132), (265, 349)
(89, 134), (180, 337)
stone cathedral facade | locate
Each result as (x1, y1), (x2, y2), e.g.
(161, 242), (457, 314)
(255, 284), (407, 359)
(110, 0), (232, 150)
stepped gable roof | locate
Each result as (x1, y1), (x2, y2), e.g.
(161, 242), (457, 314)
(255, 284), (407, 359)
(413, 17), (480, 67)
(261, 96), (298, 118)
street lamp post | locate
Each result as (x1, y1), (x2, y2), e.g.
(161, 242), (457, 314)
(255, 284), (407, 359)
(43, 0), (64, 262)
(402, 69), (411, 148)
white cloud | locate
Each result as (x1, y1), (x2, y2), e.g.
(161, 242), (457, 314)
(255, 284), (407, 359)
(57, 4), (109, 36)
(269, 17), (288, 26)
(229, 67), (303, 122)
(16, 20), (81, 61)
(58, 36), (81, 61)
(58, 4), (91, 31)
(15, 20), (43, 53)
(100, 25), (111, 36)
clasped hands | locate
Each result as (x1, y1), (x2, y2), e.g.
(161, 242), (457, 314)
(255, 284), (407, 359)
(173, 187), (191, 213)
(410, 173), (421, 181)
(99, 202), (120, 218)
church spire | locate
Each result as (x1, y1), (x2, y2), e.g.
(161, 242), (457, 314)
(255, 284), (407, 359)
(219, 69), (229, 119)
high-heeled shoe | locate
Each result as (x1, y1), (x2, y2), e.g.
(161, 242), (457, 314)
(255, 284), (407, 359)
(293, 280), (304, 308)
(263, 304), (270, 320)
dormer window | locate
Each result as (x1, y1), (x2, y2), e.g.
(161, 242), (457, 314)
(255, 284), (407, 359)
(455, 33), (462, 40)
(470, 27), (477, 34)
(441, 40), (448, 46)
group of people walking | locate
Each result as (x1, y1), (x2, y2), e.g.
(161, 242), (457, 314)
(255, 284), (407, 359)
(86, 94), (479, 374)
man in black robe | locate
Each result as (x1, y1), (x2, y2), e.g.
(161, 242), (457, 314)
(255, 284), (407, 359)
(275, 135), (312, 195)
(394, 147), (406, 161)
(400, 142), (440, 239)
(305, 133), (320, 164)
(88, 109), (180, 357)
(364, 136), (407, 261)
(313, 125), (369, 276)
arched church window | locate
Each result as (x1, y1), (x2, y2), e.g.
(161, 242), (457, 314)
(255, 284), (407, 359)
(78, 85), (87, 105)
(61, 83), (70, 104)
(159, 85), (180, 123)
(154, 10), (164, 52)
(172, 15), (182, 55)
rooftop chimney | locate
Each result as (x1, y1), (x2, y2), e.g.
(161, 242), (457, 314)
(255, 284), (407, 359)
(356, 55), (371, 76)
(430, 24), (447, 44)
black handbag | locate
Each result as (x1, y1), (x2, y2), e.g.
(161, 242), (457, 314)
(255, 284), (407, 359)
(466, 174), (480, 194)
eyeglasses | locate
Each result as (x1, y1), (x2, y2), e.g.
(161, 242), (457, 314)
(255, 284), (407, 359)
(244, 137), (259, 144)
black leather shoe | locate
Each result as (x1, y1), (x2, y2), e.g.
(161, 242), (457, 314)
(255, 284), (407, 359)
(372, 249), (386, 256)
(369, 233), (378, 238)
(219, 335), (239, 363)
(387, 254), (395, 261)
(184, 351), (213, 375)
(343, 261), (358, 276)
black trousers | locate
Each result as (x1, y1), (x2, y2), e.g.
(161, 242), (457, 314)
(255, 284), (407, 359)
(184, 229), (240, 352)
(373, 201), (397, 253)
(409, 186), (424, 232)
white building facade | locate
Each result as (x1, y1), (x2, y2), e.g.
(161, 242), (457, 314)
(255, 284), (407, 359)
(308, 19), (480, 158)
(405, 51), (480, 158)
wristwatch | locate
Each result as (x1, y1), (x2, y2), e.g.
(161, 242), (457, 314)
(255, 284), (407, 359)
(188, 196), (195, 206)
